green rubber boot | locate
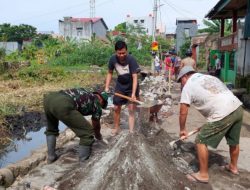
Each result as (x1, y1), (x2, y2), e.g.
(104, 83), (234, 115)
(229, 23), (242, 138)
(79, 145), (91, 162)
(46, 135), (58, 164)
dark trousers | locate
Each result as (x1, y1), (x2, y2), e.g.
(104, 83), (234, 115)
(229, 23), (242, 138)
(43, 92), (94, 146)
(215, 69), (221, 78)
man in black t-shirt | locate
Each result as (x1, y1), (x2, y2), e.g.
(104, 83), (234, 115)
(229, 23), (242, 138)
(105, 40), (140, 135)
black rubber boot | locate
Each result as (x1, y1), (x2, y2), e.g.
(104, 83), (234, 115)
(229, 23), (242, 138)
(79, 145), (91, 162)
(46, 135), (58, 164)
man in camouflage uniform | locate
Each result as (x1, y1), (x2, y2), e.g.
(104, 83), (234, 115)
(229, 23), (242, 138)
(43, 88), (108, 163)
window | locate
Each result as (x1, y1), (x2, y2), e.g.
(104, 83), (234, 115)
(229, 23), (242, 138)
(134, 20), (138, 23)
(76, 27), (83, 36)
(140, 20), (144, 23)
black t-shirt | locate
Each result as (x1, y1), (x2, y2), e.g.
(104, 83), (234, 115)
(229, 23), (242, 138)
(108, 54), (140, 92)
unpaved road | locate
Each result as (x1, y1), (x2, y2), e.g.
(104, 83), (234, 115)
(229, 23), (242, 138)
(2, 82), (250, 190)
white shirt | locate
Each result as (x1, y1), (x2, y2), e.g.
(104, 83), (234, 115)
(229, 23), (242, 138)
(215, 58), (221, 70)
(154, 56), (160, 67)
(180, 73), (242, 122)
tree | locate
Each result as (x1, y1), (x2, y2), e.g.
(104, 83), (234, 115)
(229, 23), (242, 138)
(198, 19), (232, 36)
(155, 35), (171, 53)
(0, 23), (37, 48)
(114, 22), (126, 33)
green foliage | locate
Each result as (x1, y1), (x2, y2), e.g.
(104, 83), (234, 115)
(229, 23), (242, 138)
(197, 46), (206, 69)
(51, 39), (113, 66)
(1, 21), (172, 71)
(179, 37), (191, 58)
(0, 23), (37, 44)
(198, 19), (232, 36)
(0, 61), (5, 74)
(0, 103), (17, 116)
(156, 36), (172, 52)
(18, 64), (66, 82)
(0, 48), (6, 60)
(114, 22), (126, 33)
(22, 44), (38, 60)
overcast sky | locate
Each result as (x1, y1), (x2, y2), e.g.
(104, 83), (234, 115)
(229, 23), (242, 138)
(0, 0), (219, 33)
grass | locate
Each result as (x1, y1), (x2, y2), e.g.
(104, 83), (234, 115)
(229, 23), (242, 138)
(0, 64), (107, 127)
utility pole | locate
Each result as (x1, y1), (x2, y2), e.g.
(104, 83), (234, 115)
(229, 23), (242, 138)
(151, 0), (158, 71)
(90, 0), (95, 18)
(152, 0), (157, 42)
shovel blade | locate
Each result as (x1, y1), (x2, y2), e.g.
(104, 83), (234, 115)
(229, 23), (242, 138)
(169, 140), (177, 149)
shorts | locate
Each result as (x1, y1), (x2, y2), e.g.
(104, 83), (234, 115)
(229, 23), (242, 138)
(155, 66), (161, 72)
(195, 106), (243, 148)
(113, 88), (140, 106)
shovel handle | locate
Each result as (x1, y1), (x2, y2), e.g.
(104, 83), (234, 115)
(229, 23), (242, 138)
(114, 93), (143, 104)
(180, 127), (201, 140)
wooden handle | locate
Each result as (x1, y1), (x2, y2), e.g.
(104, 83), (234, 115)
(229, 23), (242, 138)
(114, 93), (143, 104)
(179, 127), (201, 141)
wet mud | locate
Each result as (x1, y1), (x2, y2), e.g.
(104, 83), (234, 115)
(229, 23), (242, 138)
(3, 111), (45, 140)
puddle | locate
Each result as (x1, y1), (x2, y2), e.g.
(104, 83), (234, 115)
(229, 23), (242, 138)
(0, 122), (66, 168)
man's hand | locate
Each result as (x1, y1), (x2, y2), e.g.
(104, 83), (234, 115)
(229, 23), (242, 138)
(179, 129), (188, 140)
(131, 94), (136, 101)
(104, 88), (110, 93)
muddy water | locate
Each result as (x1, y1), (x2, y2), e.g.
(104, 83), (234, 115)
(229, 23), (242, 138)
(0, 122), (66, 168)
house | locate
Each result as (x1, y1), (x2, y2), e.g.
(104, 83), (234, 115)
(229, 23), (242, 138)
(175, 18), (198, 53)
(126, 14), (154, 35)
(126, 14), (165, 36)
(205, 0), (250, 89)
(59, 17), (108, 41)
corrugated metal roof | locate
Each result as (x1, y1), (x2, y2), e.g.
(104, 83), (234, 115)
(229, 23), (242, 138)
(206, 0), (247, 19)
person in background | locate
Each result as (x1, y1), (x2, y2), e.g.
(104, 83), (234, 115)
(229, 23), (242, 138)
(43, 88), (108, 163)
(214, 54), (221, 78)
(164, 52), (174, 80)
(105, 40), (140, 135)
(180, 49), (196, 70)
(177, 66), (243, 183)
(152, 52), (161, 76)
(173, 54), (181, 80)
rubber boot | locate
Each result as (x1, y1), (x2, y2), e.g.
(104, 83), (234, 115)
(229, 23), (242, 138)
(79, 145), (91, 162)
(46, 135), (58, 164)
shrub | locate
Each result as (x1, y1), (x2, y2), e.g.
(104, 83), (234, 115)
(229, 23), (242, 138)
(18, 64), (66, 82)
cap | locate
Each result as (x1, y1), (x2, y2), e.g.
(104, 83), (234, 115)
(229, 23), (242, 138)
(177, 66), (195, 82)
(94, 91), (108, 109)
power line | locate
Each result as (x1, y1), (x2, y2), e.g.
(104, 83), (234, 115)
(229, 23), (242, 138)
(162, 0), (210, 19)
(9, 2), (89, 23)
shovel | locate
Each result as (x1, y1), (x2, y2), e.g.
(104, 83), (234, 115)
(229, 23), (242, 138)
(114, 92), (160, 108)
(169, 127), (201, 149)
(114, 92), (144, 105)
